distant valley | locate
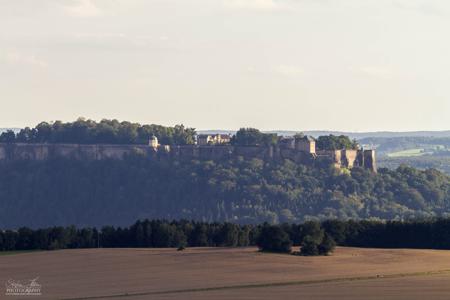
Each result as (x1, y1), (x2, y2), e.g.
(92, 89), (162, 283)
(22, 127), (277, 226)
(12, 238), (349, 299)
(199, 130), (450, 139)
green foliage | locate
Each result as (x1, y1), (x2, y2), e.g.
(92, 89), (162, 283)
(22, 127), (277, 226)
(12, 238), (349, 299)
(316, 135), (358, 150)
(0, 118), (196, 145)
(5, 219), (450, 255)
(298, 221), (335, 256)
(300, 236), (320, 255)
(9, 218), (450, 255)
(317, 234), (336, 255)
(231, 128), (278, 146)
(378, 156), (450, 176)
(0, 130), (16, 143)
(0, 156), (449, 229)
(257, 225), (292, 253)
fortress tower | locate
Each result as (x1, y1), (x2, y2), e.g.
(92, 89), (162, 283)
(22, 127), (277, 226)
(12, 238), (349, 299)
(295, 136), (316, 154)
(149, 135), (159, 148)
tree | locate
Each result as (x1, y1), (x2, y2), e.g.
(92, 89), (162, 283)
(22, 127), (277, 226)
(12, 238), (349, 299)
(232, 128), (277, 146)
(316, 135), (358, 150)
(300, 235), (319, 256)
(318, 233), (336, 255)
(190, 224), (209, 247)
(257, 225), (292, 253)
(217, 223), (239, 247)
(172, 228), (188, 248)
(0, 130), (16, 143)
(299, 222), (335, 256)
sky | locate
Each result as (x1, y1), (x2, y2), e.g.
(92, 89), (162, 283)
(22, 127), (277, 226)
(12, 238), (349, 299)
(0, 0), (449, 131)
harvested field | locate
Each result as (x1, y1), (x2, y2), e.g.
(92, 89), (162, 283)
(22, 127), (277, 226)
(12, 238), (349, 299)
(1, 247), (450, 299)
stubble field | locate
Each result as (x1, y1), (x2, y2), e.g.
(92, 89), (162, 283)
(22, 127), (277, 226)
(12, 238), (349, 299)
(2, 247), (450, 299)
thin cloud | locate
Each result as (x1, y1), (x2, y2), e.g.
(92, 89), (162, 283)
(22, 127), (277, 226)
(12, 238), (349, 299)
(1, 51), (48, 68)
(350, 66), (394, 80)
(273, 65), (304, 76)
(393, 0), (447, 17)
(63, 0), (103, 18)
(223, 0), (279, 11)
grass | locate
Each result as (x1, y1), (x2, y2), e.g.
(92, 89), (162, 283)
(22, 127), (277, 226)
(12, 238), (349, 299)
(387, 148), (426, 158)
(0, 250), (42, 256)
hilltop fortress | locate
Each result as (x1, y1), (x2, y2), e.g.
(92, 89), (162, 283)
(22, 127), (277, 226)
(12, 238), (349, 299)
(0, 134), (376, 172)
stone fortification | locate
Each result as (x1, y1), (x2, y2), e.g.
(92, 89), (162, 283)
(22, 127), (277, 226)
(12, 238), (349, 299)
(0, 141), (376, 172)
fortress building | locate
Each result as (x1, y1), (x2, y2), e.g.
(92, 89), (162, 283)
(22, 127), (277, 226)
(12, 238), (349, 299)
(295, 136), (316, 154)
(149, 135), (159, 148)
(0, 135), (376, 172)
(197, 134), (231, 145)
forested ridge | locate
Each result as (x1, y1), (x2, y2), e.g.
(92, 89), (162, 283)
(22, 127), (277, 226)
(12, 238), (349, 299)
(0, 154), (449, 228)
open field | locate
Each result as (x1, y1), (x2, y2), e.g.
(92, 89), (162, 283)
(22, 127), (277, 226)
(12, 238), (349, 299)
(387, 148), (426, 157)
(2, 247), (450, 299)
(0, 250), (41, 256)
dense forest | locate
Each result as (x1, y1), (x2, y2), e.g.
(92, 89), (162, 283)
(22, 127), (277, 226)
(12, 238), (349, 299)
(0, 118), (196, 145)
(0, 154), (449, 228)
(379, 156), (450, 176)
(4, 219), (450, 255)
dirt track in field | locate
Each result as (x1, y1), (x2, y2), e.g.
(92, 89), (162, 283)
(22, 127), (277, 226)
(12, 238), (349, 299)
(2, 247), (450, 299)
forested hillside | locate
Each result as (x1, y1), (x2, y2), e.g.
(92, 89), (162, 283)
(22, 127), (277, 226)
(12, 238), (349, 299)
(0, 155), (449, 228)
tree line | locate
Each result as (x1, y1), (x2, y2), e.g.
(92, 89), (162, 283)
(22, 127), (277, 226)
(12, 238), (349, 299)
(4, 219), (450, 255)
(1, 119), (358, 150)
(0, 219), (334, 255)
(0, 118), (196, 145)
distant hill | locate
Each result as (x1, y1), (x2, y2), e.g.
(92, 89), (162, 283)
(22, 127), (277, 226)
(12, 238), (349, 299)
(199, 130), (450, 139)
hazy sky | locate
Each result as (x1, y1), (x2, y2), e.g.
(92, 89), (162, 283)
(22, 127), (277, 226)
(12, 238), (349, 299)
(1, 0), (449, 131)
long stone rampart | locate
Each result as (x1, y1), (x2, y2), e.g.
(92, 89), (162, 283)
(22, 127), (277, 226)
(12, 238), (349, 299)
(0, 143), (376, 171)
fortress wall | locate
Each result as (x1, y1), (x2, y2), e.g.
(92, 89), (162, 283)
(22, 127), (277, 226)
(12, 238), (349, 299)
(0, 143), (377, 172)
(35, 144), (50, 160)
(0, 145), (5, 160)
(198, 146), (230, 160)
(202, 146), (233, 160)
(279, 149), (314, 165)
(170, 145), (234, 160)
(2, 143), (51, 160)
(364, 150), (377, 172)
(234, 146), (270, 160)
(316, 150), (342, 168)
(0, 143), (153, 161)
(177, 146), (197, 158)
(342, 150), (358, 168)
(50, 144), (77, 159)
(97, 145), (151, 160)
